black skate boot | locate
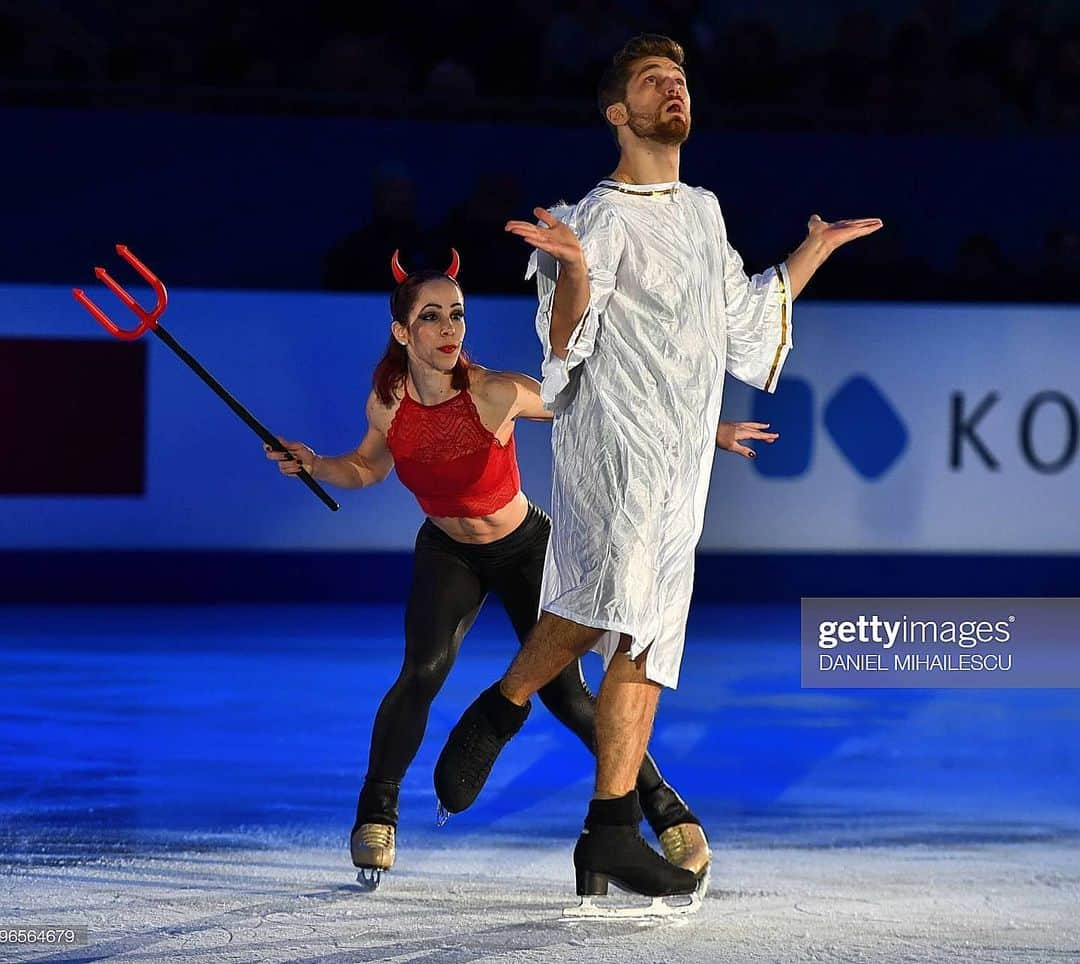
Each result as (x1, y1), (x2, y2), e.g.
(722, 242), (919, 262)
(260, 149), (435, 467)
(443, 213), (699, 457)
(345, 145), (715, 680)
(640, 781), (711, 880)
(433, 682), (531, 818)
(350, 778), (399, 890)
(566, 791), (702, 919)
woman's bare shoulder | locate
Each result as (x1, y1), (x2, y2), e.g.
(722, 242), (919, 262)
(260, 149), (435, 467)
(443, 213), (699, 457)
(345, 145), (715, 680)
(471, 365), (531, 403)
(365, 386), (402, 432)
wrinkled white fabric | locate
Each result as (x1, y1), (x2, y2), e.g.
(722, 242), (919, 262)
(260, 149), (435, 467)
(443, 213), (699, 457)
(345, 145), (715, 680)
(526, 180), (793, 688)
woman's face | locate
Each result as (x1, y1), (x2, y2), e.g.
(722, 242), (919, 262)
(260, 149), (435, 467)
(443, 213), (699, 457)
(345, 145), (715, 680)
(392, 277), (465, 375)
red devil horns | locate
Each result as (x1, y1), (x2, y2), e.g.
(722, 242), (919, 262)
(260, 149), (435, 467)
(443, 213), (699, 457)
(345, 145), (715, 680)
(445, 248), (461, 280)
(390, 249), (408, 284)
(389, 248), (461, 284)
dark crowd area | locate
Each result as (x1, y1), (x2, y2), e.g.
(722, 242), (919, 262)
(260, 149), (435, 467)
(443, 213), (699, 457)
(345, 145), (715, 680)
(3, 0), (1078, 301)
(5, 0), (1078, 133)
(321, 163), (1079, 302)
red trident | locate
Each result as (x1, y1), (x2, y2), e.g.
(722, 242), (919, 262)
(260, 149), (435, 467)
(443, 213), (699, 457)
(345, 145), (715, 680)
(73, 245), (167, 341)
(72, 245), (339, 512)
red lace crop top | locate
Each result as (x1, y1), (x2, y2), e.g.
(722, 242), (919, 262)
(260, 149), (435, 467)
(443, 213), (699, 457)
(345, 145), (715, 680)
(385, 389), (521, 518)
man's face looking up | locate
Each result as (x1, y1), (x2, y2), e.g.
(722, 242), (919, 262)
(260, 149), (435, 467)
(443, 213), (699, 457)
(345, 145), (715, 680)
(617, 57), (692, 147)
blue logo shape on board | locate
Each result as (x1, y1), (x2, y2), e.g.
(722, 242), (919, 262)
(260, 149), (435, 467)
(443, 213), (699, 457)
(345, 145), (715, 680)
(823, 375), (908, 480)
(750, 377), (813, 477)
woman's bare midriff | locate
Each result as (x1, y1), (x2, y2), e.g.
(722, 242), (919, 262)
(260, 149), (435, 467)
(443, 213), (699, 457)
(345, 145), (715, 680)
(428, 490), (530, 545)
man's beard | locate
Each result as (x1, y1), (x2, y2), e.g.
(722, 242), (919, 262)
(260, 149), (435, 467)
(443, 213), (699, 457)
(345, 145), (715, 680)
(627, 106), (690, 146)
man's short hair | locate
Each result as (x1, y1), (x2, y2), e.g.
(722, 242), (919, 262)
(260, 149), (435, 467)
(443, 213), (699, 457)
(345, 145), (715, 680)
(597, 34), (686, 139)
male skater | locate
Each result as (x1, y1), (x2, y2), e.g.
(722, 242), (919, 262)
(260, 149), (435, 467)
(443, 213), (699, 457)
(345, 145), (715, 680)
(436, 33), (882, 915)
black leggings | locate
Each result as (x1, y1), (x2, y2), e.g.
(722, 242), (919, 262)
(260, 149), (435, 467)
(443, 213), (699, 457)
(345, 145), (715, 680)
(362, 501), (665, 812)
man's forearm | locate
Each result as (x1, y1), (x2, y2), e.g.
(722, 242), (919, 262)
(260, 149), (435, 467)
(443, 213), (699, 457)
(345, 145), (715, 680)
(783, 235), (831, 301)
(549, 259), (591, 359)
(311, 453), (373, 489)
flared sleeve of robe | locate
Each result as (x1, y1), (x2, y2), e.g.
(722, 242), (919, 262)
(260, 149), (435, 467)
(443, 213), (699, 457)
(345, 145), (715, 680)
(525, 199), (626, 412)
(714, 204), (794, 394)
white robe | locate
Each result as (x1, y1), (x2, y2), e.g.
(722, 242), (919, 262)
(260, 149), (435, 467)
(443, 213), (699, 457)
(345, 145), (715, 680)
(526, 179), (793, 688)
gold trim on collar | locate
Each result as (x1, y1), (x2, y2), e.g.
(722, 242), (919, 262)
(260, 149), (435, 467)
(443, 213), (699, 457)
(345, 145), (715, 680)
(598, 180), (679, 198)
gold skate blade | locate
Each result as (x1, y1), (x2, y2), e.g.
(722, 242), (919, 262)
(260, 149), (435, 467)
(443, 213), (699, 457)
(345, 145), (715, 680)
(561, 889), (702, 921)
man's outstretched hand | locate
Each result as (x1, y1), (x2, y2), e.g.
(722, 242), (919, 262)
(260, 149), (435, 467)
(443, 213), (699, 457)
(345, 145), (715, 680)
(505, 207), (585, 269)
(807, 214), (884, 252)
(785, 213), (884, 299)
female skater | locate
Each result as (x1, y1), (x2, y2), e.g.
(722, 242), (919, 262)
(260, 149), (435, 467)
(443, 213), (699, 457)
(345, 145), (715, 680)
(265, 251), (777, 888)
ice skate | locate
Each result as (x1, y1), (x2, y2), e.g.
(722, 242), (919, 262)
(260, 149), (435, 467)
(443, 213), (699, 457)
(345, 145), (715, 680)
(351, 778), (399, 890)
(351, 823), (395, 890)
(641, 782), (711, 888)
(434, 682), (530, 816)
(657, 823), (711, 891)
(562, 791), (702, 920)
(563, 822), (702, 920)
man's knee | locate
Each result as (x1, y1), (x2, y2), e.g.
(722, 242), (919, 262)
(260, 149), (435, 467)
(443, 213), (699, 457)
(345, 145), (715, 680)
(605, 637), (655, 685)
(529, 611), (605, 655)
(503, 613), (605, 705)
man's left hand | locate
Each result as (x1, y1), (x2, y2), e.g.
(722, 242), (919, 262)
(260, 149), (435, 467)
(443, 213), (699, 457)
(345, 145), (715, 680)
(807, 214), (884, 252)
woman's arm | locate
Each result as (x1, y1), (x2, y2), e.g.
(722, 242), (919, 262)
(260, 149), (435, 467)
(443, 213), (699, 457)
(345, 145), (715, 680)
(473, 367), (553, 423)
(505, 371), (553, 421)
(512, 373), (553, 421)
(265, 392), (395, 489)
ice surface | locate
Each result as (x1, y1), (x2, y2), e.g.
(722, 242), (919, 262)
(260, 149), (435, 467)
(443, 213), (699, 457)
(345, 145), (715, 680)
(4, 826), (1079, 962)
(2, 603), (1078, 962)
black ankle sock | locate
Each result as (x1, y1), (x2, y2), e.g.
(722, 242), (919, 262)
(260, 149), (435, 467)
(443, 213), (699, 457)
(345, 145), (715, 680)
(481, 682), (529, 736)
(356, 778), (401, 826)
(585, 790), (642, 828)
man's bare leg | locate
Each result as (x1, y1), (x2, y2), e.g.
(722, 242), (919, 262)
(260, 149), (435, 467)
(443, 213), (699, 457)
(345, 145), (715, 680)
(436, 622), (703, 897)
(593, 636), (662, 799)
(435, 611), (601, 813)
(588, 637), (711, 877)
(500, 611), (603, 706)
(572, 638), (698, 900)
